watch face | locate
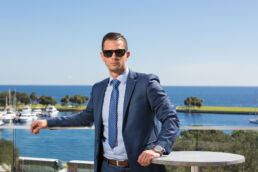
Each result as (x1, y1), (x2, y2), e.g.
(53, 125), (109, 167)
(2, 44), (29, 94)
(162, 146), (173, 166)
(154, 145), (164, 152)
(154, 146), (163, 152)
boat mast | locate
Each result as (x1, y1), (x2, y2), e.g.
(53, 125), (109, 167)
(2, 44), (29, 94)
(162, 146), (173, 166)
(8, 89), (12, 109)
(5, 96), (8, 109)
(13, 90), (16, 111)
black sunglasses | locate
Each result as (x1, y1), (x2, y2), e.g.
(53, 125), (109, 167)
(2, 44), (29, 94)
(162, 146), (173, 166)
(103, 49), (127, 57)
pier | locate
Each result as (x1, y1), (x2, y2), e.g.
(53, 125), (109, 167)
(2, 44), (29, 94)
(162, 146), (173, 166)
(176, 106), (258, 115)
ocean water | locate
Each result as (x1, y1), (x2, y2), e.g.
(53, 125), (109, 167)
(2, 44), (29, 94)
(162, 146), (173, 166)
(0, 85), (258, 161)
(1, 85), (258, 107)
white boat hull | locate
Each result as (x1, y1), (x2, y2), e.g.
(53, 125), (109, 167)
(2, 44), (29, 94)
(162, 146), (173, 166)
(249, 118), (258, 124)
(2, 114), (16, 123)
(32, 107), (42, 116)
(2, 118), (14, 123)
(45, 106), (59, 117)
(19, 116), (38, 123)
(47, 111), (59, 117)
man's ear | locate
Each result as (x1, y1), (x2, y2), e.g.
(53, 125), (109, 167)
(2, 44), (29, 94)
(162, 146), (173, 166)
(100, 52), (105, 62)
(126, 51), (130, 60)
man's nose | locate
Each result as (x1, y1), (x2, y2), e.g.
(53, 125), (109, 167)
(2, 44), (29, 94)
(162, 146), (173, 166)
(110, 52), (117, 59)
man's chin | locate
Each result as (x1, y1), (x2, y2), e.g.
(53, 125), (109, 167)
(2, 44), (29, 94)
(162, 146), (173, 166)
(109, 68), (124, 74)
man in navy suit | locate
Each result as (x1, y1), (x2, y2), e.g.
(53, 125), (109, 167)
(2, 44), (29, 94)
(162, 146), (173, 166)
(31, 32), (179, 172)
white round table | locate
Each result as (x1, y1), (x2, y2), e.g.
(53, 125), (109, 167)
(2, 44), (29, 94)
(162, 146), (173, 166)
(152, 151), (245, 172)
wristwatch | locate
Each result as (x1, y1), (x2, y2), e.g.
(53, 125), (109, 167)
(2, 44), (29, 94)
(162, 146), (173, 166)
(152, 145), (165, 155)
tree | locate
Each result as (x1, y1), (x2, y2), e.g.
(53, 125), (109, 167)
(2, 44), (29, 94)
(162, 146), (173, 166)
(39, 96), (57, 105)
(16, 92), (30, 105)
(69, 96), (75, 105)
(196, 99), (203, 108)
(184, 99), (190, 107)
(0, 91), (31, 106)
(0, 92), (9, 106)
(69, 95), (89, 105)
(184, 97), (203, 108)
(82, 96), (89, 103)
(61, 95), (70, 105)
(30, 92), (38, 104)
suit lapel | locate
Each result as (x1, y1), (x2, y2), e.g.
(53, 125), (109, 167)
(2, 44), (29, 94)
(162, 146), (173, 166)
(123, 70), (137, 122)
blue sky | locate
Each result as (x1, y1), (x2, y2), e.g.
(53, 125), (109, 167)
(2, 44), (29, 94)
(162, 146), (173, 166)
(0, 0), (257, 86)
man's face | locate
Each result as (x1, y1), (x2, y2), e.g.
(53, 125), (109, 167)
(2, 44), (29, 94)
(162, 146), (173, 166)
(100, 39), (130, 76)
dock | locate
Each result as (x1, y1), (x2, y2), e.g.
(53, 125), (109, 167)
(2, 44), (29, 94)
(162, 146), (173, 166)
(176, 106), (258, 115)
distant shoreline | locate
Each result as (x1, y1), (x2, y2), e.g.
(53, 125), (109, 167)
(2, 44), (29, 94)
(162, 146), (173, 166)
(0, 104), (86, 112)
(1, 104), (257, 115)
(1, 85), (258, 88)
(176, 106), (258, 115)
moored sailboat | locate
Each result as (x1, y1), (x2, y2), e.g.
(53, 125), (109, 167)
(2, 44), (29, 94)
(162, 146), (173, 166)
(19, 106), (38, 123)
(2, 108), (16, 123)
(45, 106), (59, 117)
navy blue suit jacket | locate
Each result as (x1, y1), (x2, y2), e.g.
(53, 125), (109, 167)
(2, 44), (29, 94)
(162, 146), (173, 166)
(48, 70), (179, 172)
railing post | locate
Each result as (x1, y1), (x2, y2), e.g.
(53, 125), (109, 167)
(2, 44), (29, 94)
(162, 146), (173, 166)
(12, 128), (16, 172)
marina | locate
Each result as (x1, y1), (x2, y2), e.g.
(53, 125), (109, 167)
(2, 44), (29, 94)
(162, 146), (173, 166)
(0, 85), (258, 162)
(19, 106), (38, 123)
(0, 106), (59, 124)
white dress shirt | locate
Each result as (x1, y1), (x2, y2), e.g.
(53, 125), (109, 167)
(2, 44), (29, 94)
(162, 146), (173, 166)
(102, 68), (129, 160)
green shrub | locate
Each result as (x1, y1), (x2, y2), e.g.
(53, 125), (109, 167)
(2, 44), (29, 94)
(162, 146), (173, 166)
(0, 139), (19, 171)
(166, 130), (257, 172)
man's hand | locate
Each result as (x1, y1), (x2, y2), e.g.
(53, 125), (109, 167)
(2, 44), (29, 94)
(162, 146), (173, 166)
(30, 120), (48, 135)
(137, 149), (160, 167)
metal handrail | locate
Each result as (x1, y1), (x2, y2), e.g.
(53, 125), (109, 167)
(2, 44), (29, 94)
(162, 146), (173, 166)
(0, 125), (257, 130)
(179, 126), (258, 131)
(0, 126), (94, 129)
(1, 124), (254, 172)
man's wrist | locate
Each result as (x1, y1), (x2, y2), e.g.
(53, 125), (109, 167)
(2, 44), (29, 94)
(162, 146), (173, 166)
(152, 145), (165, 156)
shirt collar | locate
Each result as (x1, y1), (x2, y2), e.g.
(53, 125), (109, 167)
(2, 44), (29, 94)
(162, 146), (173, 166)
(109, 68), (129, 85)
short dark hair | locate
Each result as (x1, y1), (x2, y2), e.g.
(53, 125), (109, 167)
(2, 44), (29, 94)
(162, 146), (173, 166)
(102, 32), (128, 51)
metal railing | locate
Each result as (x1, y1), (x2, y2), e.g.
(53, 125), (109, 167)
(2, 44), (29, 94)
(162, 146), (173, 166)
(0, 125), (257, 172)
(1, 125), (257, 130)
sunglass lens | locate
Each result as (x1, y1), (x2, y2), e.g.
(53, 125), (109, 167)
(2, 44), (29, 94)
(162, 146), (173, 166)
(103, 50), (113, 57)
(115, 49), (126, 57)
(103, 49), (126, 57)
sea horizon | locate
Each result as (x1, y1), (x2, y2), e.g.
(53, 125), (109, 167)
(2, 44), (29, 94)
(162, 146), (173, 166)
(1, 84), (258, 87)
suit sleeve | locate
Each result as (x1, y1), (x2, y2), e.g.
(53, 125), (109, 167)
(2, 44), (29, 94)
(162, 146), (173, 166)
(47, 91), (94, 127)
(146, 75), (179, 154)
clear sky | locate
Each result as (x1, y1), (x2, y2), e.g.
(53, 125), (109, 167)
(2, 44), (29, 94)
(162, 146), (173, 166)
(0, 0), (257, 86)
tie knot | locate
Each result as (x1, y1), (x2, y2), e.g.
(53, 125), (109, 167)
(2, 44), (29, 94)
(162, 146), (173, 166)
(111, 79), (120, 88)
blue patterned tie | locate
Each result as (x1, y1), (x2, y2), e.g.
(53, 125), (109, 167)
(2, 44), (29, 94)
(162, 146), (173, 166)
(108, 79), (120, 148)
